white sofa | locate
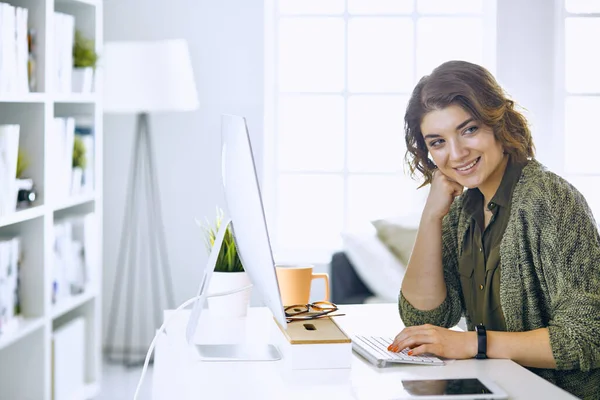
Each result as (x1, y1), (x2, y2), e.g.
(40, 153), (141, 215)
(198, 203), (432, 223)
(340, 215), (420, 303)
(341, 221), (467, 331)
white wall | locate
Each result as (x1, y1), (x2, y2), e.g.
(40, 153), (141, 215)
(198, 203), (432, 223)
(102, 0), (265, 348)
(495, 0), (557, 171)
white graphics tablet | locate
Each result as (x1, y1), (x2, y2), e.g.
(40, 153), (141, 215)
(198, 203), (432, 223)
(353, 377), (508, 399)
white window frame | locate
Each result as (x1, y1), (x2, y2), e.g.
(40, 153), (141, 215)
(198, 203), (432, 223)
(555, 0), (600, 217)
(264, 0), (497, 263)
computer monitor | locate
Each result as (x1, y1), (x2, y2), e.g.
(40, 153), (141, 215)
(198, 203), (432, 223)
(185, 114), (287, 360)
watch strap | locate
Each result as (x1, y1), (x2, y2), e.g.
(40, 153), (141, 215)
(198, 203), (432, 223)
(475, 324), (487, 359)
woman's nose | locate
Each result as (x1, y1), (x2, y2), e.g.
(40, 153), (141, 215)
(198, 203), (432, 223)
(449, 141), (469, 160)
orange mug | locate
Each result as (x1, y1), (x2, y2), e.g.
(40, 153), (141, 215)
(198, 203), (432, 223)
(275, 264), (329, 306)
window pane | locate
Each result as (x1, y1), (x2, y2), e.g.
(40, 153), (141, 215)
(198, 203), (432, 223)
(276, 174), (344, 250)
(348, 18), (414, 92)
(417, 18), (484, 77)
(347, 95), (408, 172)
(348, 0), (413, 14)
(563, 176), (600, 222)
(278, 0), (344, 15)
(347, 175), (428, 231)
(564, 96), (600, 174)
(417, 0), (483, 14)
(278, 95), (345, 171)
(565, 18), (600, 93)
(565, 0), (600, 14)
(279, 18), (345, 92)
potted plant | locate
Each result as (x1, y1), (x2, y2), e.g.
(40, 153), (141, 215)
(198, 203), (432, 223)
(71, 136), (86, 194)
(199, 208), (251, 317)
(72, 30), (98, 93)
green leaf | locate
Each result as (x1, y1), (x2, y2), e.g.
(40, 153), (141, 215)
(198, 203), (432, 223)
(73, 31), (98, 69)
(199, 207), (245, 273)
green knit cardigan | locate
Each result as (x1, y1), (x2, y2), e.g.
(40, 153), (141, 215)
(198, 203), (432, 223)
(398, 160), (600, 400)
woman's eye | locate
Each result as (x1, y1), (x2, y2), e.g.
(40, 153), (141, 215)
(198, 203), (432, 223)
(464, 126), (478, 135)
(429, 139), (444, 148)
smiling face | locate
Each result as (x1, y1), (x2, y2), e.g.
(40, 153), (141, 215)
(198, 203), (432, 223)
(421, 104), (508, 197)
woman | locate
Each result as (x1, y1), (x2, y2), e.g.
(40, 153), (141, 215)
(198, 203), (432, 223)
(389, 60), (600, 399)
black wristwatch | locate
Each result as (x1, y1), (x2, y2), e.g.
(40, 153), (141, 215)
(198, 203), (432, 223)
(475, 324), (487, 359)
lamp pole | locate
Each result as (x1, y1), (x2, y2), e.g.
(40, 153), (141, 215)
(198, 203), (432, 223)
(104, 113), (176, 367)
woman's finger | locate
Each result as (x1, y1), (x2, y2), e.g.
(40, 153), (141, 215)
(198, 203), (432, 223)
(390, 324), (438, 350)
(408, 343), (435, 356)
(450, 181), (464, 197)
(392, 325), (421, 345)
(393, 334), (433, 352)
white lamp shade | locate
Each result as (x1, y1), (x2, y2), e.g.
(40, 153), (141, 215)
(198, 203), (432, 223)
(103, 39), (199, 113)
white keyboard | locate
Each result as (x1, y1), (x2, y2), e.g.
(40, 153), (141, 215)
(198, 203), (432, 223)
(352, 335), (445, 368)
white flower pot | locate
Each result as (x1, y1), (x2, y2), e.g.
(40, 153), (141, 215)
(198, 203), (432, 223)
(71, 167), (83, 194)
(71, 67), (94, 93)
(207, 271), (252, 317)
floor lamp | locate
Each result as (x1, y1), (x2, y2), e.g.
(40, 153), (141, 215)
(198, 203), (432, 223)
(103, 39), (199, 366)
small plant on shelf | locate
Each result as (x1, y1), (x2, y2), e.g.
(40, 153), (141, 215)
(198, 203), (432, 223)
(73, 30), (98, 69)
(72, 136), (87, 169)
(198, 208), (244, 273)
(16, 149), (30, 179)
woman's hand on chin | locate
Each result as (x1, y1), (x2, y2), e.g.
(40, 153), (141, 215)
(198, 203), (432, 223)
(423, 170), (464, 221)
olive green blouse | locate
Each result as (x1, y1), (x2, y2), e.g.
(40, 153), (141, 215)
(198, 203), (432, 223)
(459, 158), (524, 332)
(399, 159), (600, 399)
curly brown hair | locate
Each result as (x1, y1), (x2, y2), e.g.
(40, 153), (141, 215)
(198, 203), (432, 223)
(404, 60), (535, 187)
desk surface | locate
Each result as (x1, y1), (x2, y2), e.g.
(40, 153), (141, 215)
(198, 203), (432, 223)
(152, 303), (576, 400)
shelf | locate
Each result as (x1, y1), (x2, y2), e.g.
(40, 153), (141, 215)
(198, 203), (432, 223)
(0, 205), (45, 228)
(0, 93), (47, 103)
(0, 317), (45, 351)
(53, 93), (99, 104)
(55, 0), (99, 6)
(0, 0), (102, 397)
(52, 290), (96, 320)
(53, 193), (96, 212)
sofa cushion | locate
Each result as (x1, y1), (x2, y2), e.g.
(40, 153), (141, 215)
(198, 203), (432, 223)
(371, 218), (419, 266)
(340, 230), (406, 303)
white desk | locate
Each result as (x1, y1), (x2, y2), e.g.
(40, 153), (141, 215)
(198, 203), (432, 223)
(152, 303), (576, 400)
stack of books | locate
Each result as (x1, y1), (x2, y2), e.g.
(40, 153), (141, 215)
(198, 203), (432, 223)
(0, 3), (29, 94)
(53, 213), (97, 304)
(0, 236), (21, 336)
(50, 117), (95, 202)
(0, 124), (20, 217)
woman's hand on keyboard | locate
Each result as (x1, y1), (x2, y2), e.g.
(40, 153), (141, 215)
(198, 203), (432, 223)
(388, 324), (477, 359)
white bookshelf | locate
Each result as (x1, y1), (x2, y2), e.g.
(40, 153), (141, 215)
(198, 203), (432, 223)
(0, 0), (103, 398)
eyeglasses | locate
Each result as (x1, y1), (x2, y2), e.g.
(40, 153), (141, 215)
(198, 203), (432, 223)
(284, 301), (345, 322)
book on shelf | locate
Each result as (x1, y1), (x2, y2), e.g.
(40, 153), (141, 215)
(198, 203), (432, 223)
(0, 236), (21, 337)
(54, 12), (75, 94)
(0, 124), (20, 218)
(0, 3), (30, 94)
(50, 118), (75, 203)
(52, 213), (97, 304)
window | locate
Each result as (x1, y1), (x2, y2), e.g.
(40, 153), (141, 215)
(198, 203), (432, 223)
(264, 0), (496, 262)
(559, 1), (600, 219)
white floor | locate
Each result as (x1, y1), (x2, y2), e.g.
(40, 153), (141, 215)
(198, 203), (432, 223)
(94, 361), (153, 400)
